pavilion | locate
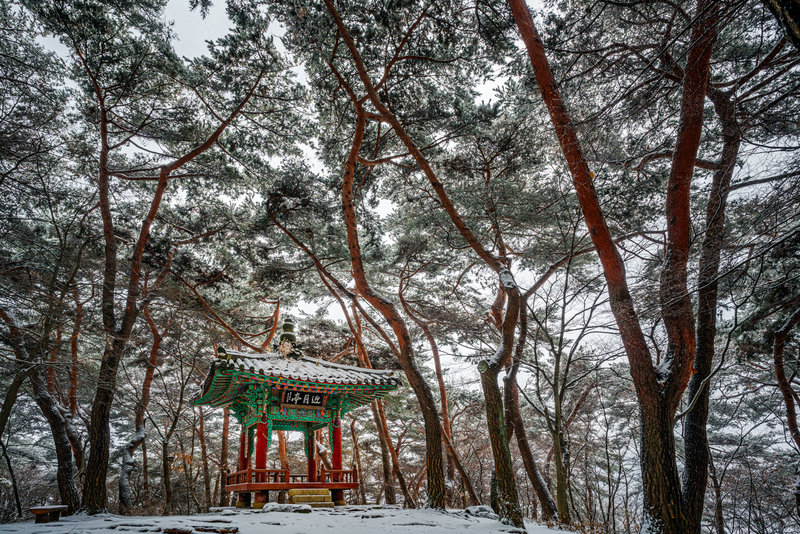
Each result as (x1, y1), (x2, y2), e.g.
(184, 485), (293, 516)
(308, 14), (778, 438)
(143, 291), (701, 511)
(194, 319), (401, 507)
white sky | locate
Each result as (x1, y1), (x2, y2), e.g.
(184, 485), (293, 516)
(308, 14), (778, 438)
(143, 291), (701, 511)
(164, 0), (231, 59)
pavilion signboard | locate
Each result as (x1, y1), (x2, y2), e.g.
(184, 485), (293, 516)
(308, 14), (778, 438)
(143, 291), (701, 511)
(281, 389), (327, 410)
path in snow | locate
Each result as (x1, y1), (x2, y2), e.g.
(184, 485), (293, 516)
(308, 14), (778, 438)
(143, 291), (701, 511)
(0, 505), (561, 534)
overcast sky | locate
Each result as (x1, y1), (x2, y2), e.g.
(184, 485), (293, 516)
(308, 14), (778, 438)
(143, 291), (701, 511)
(164, 0), (231, 59)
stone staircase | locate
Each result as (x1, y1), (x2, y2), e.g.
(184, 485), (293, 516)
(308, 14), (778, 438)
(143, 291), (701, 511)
(288, 488), (335, 509)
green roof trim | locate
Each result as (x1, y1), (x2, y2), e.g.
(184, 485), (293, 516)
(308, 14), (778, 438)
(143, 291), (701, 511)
(194, 352), (401, 427)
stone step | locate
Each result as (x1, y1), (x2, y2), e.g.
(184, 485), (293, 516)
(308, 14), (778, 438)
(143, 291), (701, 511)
(308, 501), (335, 509)
(290, 495), (332, 503)
(289, 488), (331, 497)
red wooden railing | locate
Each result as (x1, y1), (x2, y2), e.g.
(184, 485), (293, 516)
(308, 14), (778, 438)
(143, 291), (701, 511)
(226, 466), (357, 488)
(319, 466), (358, 484)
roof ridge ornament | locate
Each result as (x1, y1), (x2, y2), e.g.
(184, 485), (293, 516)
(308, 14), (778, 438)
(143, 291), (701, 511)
(278, 317), (303, 359)
(216, 346), (231, 362)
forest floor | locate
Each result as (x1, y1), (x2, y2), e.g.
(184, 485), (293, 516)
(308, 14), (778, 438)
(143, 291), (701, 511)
(0, 504), (562, 534)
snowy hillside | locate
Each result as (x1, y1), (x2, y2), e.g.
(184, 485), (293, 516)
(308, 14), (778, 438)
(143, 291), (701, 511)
(0, 505), (561, 534)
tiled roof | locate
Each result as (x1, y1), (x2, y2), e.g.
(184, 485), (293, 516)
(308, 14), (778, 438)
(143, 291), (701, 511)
(217, 349), (401, 387)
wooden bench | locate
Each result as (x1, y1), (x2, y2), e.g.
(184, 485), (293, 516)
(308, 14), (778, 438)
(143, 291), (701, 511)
(28, 505), (68, 523)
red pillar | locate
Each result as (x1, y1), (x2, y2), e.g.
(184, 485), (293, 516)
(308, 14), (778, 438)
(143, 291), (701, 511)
(331, 417), (344, 505)
(307, 431), (317, 482)
(235, 427), (251, 508)
(253, 416), (269, 508)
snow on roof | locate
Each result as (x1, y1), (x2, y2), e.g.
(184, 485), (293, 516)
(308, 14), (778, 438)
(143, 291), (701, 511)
(218, 348), (402, 387)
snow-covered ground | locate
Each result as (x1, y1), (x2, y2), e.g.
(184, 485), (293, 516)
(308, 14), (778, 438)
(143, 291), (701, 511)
(0, 505), (561, 534)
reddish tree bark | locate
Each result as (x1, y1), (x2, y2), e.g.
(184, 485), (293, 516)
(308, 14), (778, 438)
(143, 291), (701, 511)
(504, 301), (557, 521)
(79, 51), (266, 511)
(335, 101), (446, 507)
(119, 307), (169, 513)
(68, 287), (85, 417)
(507, 0), (718, 530)
(321, 2), (524, 518)
(773, 302), (800, 514)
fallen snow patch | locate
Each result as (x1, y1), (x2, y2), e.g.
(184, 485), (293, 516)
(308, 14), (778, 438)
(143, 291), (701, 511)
(0, 505), (561, 534)
(258, 502), (312, 513)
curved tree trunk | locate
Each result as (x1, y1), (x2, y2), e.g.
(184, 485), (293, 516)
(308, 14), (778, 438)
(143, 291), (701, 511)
(398, 287), (478, 506)
(772, 302), (800, 516)
(477, 283), (524, 528)
(504, 301), (557, 521)
(336, 106), (446, 508)
(683, 87), (740, 533)
(119, 308), (165, 514)
(370, 401), (397, 504)
(30, 367), (82, 514)
(0, 309), (80, 513)
(81, 64), (263, 514)
(508, 0), (718, 530)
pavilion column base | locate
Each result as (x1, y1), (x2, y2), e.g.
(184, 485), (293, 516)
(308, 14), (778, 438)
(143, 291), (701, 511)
(236, 492), (251, 508)
(331, 489), (344, 505)
(253, 490), (269, 508)
(334, 500), (347, 506)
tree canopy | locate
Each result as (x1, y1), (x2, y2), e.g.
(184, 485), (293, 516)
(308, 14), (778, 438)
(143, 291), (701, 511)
(0, 1), (798, 533)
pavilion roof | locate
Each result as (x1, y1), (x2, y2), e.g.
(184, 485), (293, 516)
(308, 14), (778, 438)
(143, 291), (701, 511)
(218, 349), (401, 387)
(193, 348), (402, 420)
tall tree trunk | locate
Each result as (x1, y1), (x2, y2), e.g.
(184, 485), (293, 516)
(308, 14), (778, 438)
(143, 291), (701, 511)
(81, 64), (263, 514)
(350, 419), (367, 505)
(477, 283), (524, 528)
(84, 165), (167, 512)
(30, 368), (82, 513)
(1, 439), (22, 519)
(772, 302), (800, 515)
(335, 103), (445, 508)
(119, 308), (164, 514)
(370, 401), (397, 504)
(504, 301), (556, 521)
(219, 408), (230, 507)
(551, 429), (570, 523)
(508, 0), (718, 530)
(683, 87), (740, 533)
